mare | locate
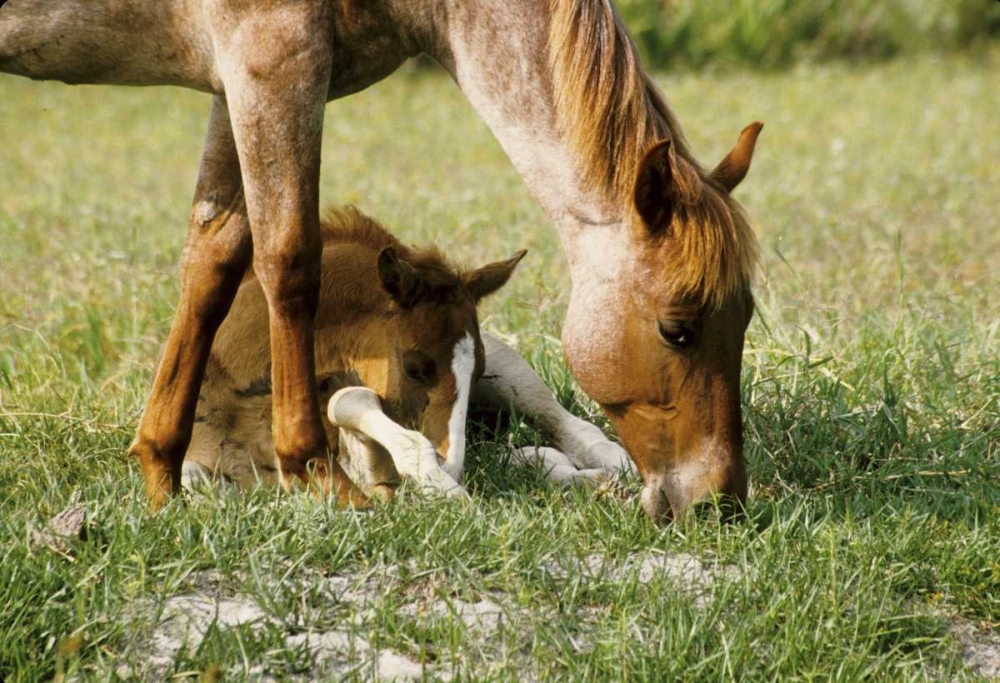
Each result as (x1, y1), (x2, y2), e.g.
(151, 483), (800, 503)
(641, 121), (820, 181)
(0, 0), (762, 521)
(184, 206), (523, 499)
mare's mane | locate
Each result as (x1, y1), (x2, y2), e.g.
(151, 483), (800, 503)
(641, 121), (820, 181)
(548, 0), (759, 309)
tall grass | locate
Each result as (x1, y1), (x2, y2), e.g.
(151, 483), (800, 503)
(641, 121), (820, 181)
(618, 0), (1000, 69)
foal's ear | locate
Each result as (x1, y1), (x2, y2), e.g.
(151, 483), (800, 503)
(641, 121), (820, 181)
(711, 121), (763, 193)
(465, 249), (527, 301)
(377, 247), (422, 308)
(633, 138), (695, 234)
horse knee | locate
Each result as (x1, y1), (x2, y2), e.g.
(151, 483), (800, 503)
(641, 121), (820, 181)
(178, 210), (251, 323)
(252, 227), (323, 308)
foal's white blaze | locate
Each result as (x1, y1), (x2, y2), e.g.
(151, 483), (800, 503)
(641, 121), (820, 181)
(442, 333), (476, 479)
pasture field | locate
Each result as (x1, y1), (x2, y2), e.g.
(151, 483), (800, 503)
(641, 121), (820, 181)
(1, 49), (998, 680)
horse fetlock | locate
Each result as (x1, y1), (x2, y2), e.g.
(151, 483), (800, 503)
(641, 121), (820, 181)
(552, 416), (635, 474)
(180, 461), (214, 490)
(419, 468), (468, 499)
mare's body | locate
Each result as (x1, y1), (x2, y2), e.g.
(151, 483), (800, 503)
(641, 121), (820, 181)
(1, 0), (762, 521)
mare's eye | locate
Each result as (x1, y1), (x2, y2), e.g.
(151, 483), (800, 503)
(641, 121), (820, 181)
(657, 320), (696, 349)
(403, 353), (437, 384)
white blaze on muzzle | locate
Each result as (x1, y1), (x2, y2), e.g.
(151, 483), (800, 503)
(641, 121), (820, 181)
(441, 333), (476, 480)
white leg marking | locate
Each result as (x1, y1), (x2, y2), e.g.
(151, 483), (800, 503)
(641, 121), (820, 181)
(441, 333), (476, 480)
(181, 461), (213, 490)
(337, 428), (398, 489)
(511, 446), (611, 488)
(328, 387), (467, 498)
(474, 333), (636, 476)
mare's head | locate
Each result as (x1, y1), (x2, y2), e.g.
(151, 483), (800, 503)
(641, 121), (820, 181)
(372, 237), (525, 476)
(614, 126), (761, 524)
(567, 126), (763, 524)
(551, 0), (762, 523)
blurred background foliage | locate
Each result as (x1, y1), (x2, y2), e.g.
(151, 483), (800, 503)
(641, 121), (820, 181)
(617, 0), (1000, 70)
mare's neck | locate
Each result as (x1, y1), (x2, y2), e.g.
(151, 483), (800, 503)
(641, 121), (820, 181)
(411, 0), (632, 286)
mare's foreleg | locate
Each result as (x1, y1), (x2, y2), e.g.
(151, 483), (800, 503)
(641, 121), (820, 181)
(129, 97), (252, 509)
(472, 333), (636, 476)
(212, 7), (365, 506)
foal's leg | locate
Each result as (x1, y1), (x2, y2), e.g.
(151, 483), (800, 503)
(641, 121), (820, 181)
(211, 5), (364, 505)
(129, 97), (252, 509)
(510, 447), (610, 489)
(473, 333), (636, 475)
(328, 387), (467, 498)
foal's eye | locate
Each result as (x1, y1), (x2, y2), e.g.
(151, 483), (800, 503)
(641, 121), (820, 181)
(403, 354), (437, 384)
(657, 320), (697, 349)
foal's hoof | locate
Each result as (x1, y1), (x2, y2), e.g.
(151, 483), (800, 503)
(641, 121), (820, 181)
(327, 386), (381, 429)
(442, 482), (470, 499)
(558, 437), (637, 477)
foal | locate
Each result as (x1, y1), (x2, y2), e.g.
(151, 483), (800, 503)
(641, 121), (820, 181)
(182, 207), (523, 499)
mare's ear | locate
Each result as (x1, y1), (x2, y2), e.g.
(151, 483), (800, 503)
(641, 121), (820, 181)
(466, 249), (527, 301)
(633, 138), (689, 234)
(710, 121), (763, 193)
(377, 247), (422, 308)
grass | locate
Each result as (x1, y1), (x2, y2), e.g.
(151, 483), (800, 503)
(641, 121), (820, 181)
(1, 47), (999, 680)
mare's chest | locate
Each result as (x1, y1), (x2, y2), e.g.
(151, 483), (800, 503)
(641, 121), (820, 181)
(326, 3), (416, 100)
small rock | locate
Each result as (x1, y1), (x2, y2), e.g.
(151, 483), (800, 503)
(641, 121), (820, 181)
(29, 504), (87, 559)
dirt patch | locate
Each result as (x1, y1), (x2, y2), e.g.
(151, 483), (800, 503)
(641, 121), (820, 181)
(29, 502), (87, 560)
(114, 553), (752, 678)
(950, 619), (1000, 680)
(399, 595), (507, 635)
(545, 552), (735, 607)
(118, 574), (431, 681)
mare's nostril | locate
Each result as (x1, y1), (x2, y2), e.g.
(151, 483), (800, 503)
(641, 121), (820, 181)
(640, 481), (673, 526)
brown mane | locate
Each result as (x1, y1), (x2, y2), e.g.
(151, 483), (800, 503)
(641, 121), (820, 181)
(548, 0), (758, 309)
(321, 205), (465, 302)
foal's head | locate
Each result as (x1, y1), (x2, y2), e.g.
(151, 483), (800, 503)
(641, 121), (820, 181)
(368, 237), (525, 476)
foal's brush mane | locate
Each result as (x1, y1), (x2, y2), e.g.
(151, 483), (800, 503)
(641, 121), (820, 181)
(321, 206), (465, 299)
(549, 0), (759, 309)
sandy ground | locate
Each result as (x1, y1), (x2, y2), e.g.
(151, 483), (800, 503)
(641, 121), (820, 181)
(113, 555), (1000, 680)
(32, 504), (999, 680)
